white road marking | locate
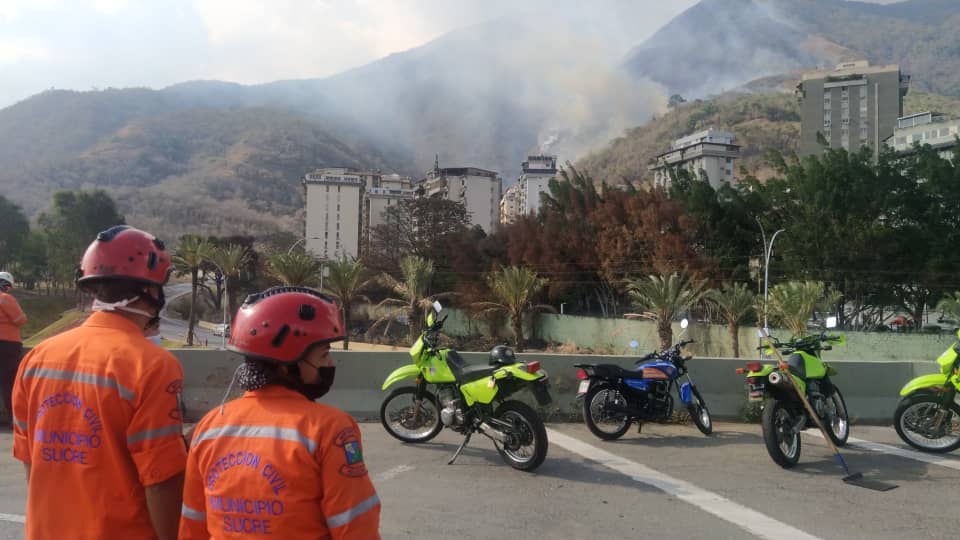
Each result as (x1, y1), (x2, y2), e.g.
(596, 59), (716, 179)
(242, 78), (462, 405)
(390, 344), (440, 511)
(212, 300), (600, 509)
(0, 513), (24, 524)
(547, 428), (824, 540)
(375, 464), (415, 482)
(805, 431), (960, 471)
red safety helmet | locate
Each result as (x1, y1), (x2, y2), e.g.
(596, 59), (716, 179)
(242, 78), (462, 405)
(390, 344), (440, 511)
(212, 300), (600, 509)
(228, 287), (345, 364)
(77, 225), (172, 286)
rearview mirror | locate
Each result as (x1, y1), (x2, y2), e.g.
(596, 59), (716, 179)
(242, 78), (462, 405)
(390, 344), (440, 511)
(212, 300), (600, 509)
(680, 318), (689, 329)
(432, 300), (442, 313)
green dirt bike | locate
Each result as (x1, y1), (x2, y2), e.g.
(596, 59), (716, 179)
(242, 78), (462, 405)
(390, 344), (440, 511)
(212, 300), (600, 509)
(893, 328), (960, 453)
(736, 323), (849, 468)
(379, 301), (552, 471)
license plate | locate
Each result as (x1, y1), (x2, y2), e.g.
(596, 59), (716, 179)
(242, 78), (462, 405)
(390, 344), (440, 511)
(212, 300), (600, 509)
(748, 382), (765, 401)
(577, 380), (590, 395)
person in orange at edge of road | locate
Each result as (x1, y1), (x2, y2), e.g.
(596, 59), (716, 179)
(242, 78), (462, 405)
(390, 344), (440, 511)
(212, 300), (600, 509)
(179, 286), (381, 540)
(11, 225), (187, 540)
(0, 271), (27, 428)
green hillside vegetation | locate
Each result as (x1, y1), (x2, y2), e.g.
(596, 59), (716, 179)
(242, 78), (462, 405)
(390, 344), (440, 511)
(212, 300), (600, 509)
(578, 88), (960, 185)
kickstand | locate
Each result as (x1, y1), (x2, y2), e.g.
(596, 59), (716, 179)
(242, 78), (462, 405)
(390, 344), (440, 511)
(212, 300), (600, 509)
(636, 422), (643, 434)
(448, 433), (472, 465)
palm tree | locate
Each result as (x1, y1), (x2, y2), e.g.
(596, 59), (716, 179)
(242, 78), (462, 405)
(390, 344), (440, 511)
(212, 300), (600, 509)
(626, 272), (706, 350)
(369, 256), (450, 342)
(206, 244), (251, 324)
(471, 266), (555, 352)
(705, 282), (756, 358)
(768, 280), (841, 337)
(323, 256), (371, 350)
(172, 235), (210, 346)
(268, 251), (322, 286)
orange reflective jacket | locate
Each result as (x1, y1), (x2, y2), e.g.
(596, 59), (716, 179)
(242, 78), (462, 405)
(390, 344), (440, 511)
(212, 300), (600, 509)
(180, 385), (381, 540)
(12, 311), (187, 540)
(0, 291), (26, 343)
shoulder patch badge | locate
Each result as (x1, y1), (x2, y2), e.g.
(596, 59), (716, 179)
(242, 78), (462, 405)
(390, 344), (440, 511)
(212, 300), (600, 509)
(334, 427), (368, 478)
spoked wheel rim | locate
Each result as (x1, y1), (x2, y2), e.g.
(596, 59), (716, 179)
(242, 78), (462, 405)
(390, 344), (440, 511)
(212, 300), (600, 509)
(588, 388), (629, 435)
(498, 410), (538, 464)
(774, 407), (800, 459)
(899, 401), (960, 450)
(383, 394), (440, 439)
(828, 393), (849, 440)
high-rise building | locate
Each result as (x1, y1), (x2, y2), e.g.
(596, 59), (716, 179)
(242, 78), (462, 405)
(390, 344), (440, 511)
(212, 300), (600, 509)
(422, 158), (502, 233)
(500, 155), (558, 223)
(649, 129), (740, 189)
(797, 61), (910, 160)
(500, 184), (522, 225)
(303, 168), (414, 260)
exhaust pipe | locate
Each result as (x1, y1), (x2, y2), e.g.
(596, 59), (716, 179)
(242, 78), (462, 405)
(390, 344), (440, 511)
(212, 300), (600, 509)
(478, 422), (508, 443)
(768, 371), (791, 388)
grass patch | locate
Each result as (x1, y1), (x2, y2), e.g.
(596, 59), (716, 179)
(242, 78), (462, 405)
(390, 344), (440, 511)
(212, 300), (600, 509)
(24, 309), (88, 347)
(13, 293), (78, 338)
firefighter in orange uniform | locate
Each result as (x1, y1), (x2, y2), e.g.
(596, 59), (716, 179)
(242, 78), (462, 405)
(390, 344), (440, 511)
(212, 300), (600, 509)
(0, 271), (27, 427)
(180, 286), (381, 540)
(11, 225), (187, 540)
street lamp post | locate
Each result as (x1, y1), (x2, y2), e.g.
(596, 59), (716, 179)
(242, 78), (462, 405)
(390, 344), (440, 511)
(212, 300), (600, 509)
(288, 238), (306, 255)
(756, 217), (785, 333)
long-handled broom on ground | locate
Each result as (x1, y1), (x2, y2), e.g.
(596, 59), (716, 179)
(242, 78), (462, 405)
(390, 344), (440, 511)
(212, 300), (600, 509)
(757, 324), (897, 491)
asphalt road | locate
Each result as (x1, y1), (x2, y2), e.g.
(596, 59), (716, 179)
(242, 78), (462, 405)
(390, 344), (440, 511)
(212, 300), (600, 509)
(1, 421), (958, 539)
(159, 282), (219, 347)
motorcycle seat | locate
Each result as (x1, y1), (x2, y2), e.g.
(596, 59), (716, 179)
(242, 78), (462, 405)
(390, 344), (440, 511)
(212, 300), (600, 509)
(446, 350), (496, 383)
(589, 363), (636, 380)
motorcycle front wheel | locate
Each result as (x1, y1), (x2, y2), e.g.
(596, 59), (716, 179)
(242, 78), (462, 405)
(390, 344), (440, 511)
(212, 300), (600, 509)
(762, 398), (802, 468)
(493, 400), (548, 472)
(583, 382), (632, 440)
(687, 386), (713, 436)
(380, 386), (443, 443)
(894, 394), (960, 453)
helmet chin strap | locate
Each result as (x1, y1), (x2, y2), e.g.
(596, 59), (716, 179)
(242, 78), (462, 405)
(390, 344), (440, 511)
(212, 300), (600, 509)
(91, 296), (159, 327)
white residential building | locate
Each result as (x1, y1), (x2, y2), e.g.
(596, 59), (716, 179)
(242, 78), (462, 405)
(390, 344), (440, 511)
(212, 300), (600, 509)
(648, 129), (740, 189)
(886, 112), (960, 160)
(517, 154), (557, 215)
(303, 168), (415, 260)
(422, 160), (502, 233)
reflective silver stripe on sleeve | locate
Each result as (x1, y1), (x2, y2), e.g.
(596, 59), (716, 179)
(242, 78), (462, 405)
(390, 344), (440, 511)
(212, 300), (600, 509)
(127, 424), (183, 445)
(191, 425), (318, 454)
(326, 494), (381, 529)
(13, 418), (27, 431)
(22, 367), (136, 402)
(181, 504), (206, 521)
(13, 315), (25, 323)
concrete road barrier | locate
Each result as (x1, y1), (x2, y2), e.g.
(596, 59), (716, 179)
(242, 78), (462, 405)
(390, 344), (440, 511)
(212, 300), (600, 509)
(171, 349), (936, 424)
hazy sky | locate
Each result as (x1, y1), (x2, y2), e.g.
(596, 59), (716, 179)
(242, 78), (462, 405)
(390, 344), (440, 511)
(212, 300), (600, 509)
(0, 0), (711, 109)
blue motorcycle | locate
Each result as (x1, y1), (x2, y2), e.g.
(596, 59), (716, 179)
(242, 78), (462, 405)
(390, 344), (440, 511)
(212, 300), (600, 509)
(574, 320), (712, 440)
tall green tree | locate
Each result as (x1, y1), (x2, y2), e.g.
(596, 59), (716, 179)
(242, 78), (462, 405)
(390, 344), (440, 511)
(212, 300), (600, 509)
(38, 190), (125, 287)
(172, 235), (210, 346)
(626, 272), (706, 350)
(0, 196), (30, 268)
(471, 266), (555, 352)
(705, 282), (756, 358)
(268, 251), (322, 287)
(367, 198), (471, 272)
(323, 256), (371, 350)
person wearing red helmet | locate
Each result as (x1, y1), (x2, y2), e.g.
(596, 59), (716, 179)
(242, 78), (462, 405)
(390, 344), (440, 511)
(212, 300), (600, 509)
(0, 270), (27, 429)
(11, 225), (187, 540)
(180, 286), (381, 540)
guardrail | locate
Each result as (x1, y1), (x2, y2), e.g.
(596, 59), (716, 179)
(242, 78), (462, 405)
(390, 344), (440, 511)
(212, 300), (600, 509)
(171, 350), (933, 425)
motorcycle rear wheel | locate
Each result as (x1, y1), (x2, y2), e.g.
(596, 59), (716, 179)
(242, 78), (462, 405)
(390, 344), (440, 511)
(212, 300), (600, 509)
(583, 383), (632, 440)
(894, 394), (960, 453)
(380, 386), (443, 443)
(762, 398), (802, 468)
(493, 400), (548, 472)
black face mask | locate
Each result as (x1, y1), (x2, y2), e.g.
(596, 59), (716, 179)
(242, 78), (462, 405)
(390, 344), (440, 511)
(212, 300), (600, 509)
(300, 367), (336, 401)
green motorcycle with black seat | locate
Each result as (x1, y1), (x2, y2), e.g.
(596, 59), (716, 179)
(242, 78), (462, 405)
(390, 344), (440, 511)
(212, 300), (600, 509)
(893, 328), (960, 453)
(736, 324), (849, 468)
(379, 301), (552, 471)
